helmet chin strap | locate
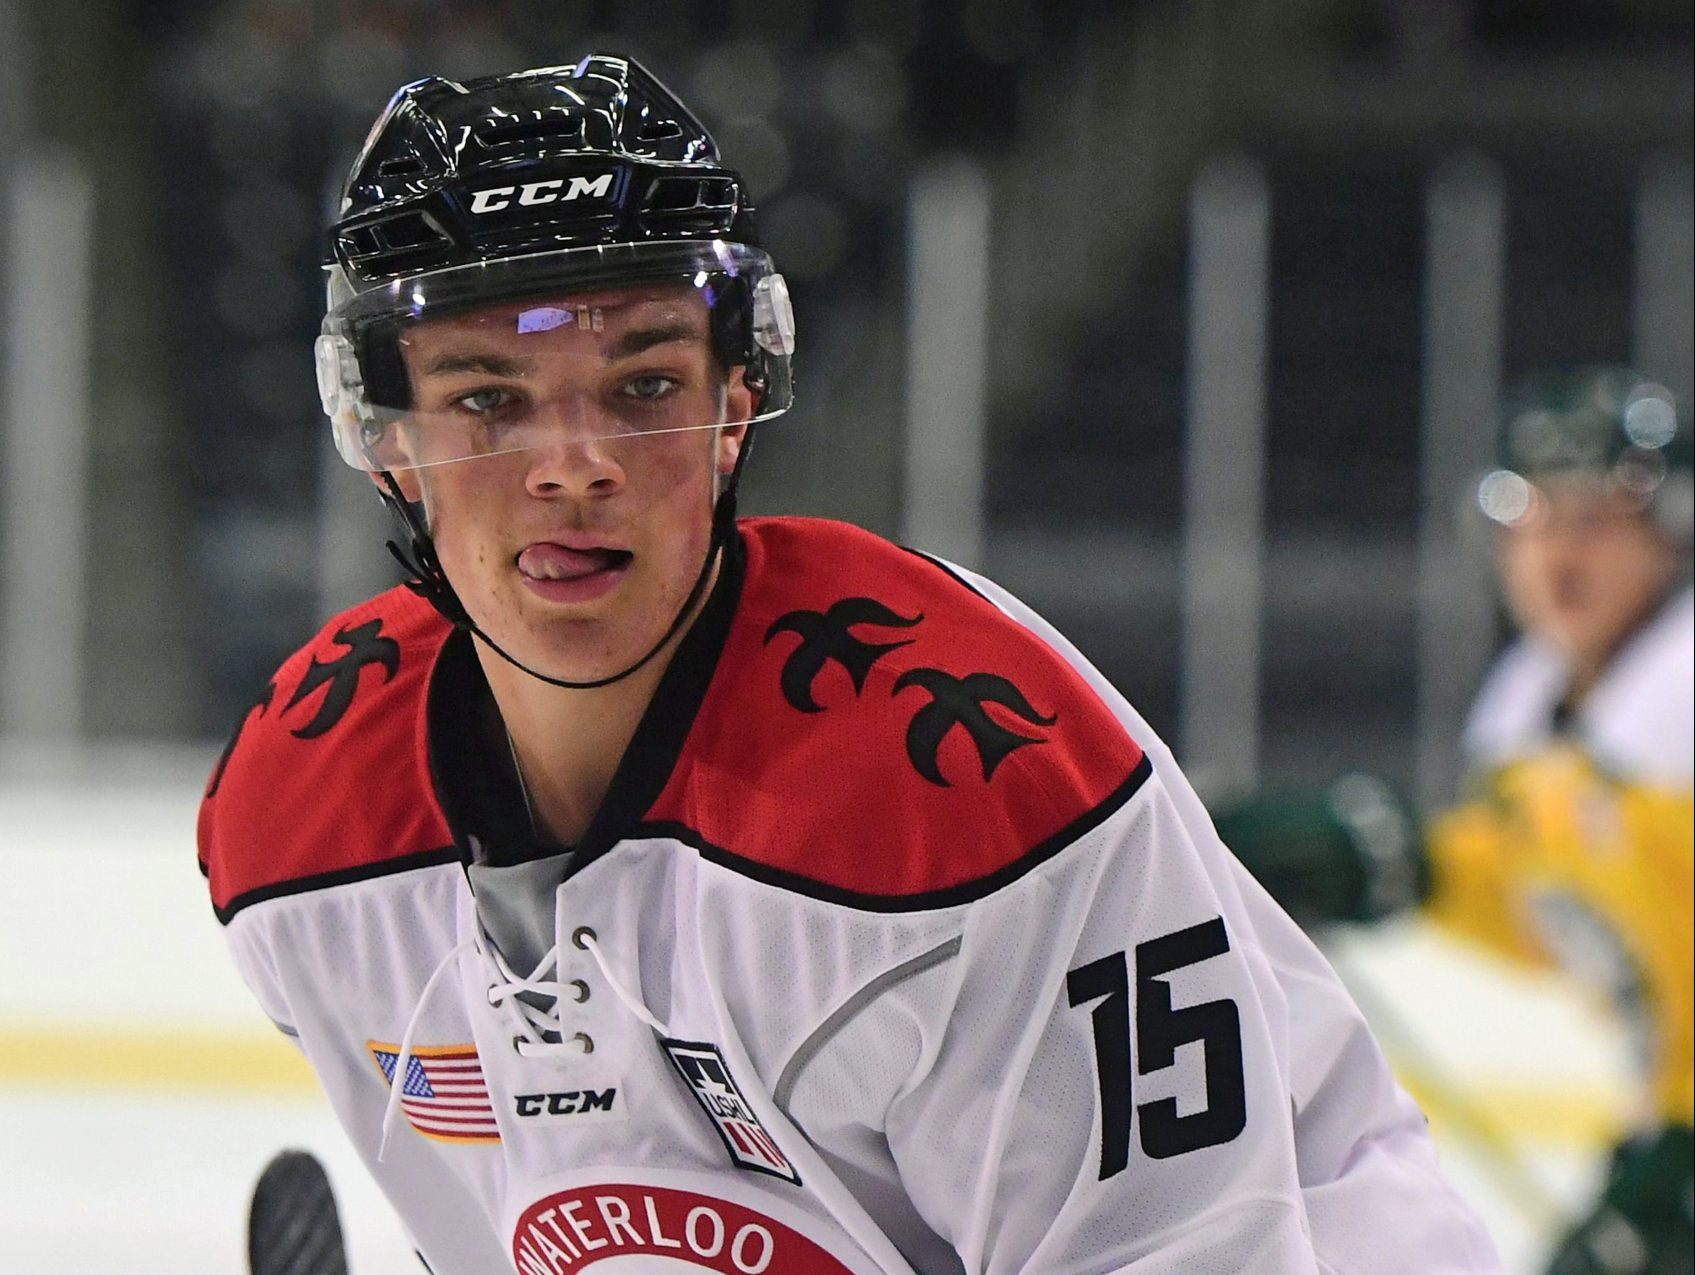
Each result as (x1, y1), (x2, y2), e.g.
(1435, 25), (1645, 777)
(378, 432), (752, 691)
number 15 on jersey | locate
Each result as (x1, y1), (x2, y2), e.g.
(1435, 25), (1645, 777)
(1066, 916), (1248, 1178)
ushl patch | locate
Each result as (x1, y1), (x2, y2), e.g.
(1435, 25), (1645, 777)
(662, 1039), (800, 1184)
(368, 1041), (501, 1144)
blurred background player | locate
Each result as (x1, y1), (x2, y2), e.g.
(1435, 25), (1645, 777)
(1216, 366), (1694, 1275)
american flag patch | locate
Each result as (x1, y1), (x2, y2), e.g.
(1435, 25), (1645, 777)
(367, 1041), (501, 1144)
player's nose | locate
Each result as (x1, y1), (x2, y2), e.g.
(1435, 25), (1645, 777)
(519, 395), (628, 498)
(523, 435), (627, 499)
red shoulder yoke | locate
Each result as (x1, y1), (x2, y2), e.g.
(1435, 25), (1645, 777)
(643, 517), (1146, 907)
(198, 587), (457, 922)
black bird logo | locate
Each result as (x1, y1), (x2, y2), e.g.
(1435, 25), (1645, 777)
(764, 598), (923, 712)
(204, 679), (276, 799)
(283, 619), (401, 739)
(893, 669), (1056, 786)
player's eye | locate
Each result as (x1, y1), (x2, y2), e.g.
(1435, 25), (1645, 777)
(454, 387), (517, 415)
(620, 374), (680, 403)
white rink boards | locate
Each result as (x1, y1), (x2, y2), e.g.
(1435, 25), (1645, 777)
(0, 759), (1629, 1274)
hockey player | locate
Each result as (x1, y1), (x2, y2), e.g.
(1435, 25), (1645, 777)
(1217, 367), (1694, 1275)
(199, 56), (1502, 1273)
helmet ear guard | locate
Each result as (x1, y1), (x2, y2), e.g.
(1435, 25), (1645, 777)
(740, 272), (796, 409)
(313, 332), (385, 469)
(313, 332), (358, 423)
(314, 324), (413, 470)
(697, 266), (796, 375)
(752, 273), (796, 357)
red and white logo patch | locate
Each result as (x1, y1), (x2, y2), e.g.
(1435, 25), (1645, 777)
(511, 1182), (856, 1273)
(662, 1040), (799, 1184)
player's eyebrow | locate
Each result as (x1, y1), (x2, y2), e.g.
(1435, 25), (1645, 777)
(418, 351), (536, 378)
(604, 319), (709, 361)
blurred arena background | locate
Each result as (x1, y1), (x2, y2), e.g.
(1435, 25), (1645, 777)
(0, 1), (1688, 1271)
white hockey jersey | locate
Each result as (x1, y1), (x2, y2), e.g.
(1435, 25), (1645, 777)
(1464, 585), (1694, 786)
(200, 516), (1501, 1274)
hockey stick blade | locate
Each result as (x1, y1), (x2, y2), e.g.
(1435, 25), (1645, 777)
(247, 1149), (350, 1275)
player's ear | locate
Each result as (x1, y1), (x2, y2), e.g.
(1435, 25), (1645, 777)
(716, 367), (754, 476)
(724, 365), (755, 427)
(716, 423), (748, 475)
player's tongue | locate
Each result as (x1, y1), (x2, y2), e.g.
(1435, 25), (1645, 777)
(518, 543), (629, 581)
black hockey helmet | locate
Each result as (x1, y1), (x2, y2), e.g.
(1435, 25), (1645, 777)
(316, 55), (795, 472)
(318, 57), (794, 690)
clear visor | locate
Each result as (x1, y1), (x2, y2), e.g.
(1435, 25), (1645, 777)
(317, 240), (794, 472)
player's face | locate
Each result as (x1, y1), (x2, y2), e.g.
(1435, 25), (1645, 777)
(1496, 475), (1678, 667)
(390, 285), (752, 681)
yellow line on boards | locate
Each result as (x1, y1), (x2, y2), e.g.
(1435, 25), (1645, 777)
(0, 1024), (318, 1095)
(0, 1023), (1629, 1149)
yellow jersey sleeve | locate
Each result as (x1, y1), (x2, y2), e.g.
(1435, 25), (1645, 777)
(1425, 746), (1694, 1124)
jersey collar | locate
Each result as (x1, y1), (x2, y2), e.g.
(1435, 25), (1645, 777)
(426, 527), (748, 870)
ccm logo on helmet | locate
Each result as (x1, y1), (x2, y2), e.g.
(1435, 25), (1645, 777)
(469, 174), (614, 214)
